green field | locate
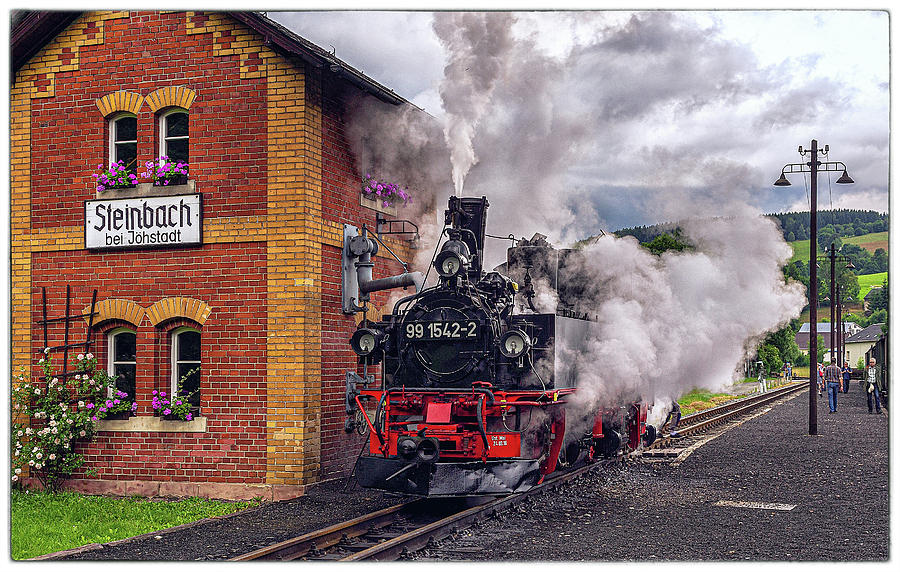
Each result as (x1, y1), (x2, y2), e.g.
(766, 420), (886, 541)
(844, 231), (888, 253)
(787, 238), (818, 264)
(788, 231), (887, 265)
(858, 272), (887, 299)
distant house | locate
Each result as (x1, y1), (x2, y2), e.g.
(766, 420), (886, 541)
(844, 323), (886, 368)
(795, 322), (861, 363)
(863, 287), (883, 312)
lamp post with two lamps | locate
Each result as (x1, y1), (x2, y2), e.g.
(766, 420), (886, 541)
(774, 139), (854, 435)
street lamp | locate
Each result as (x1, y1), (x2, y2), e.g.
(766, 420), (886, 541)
(774, 139), (854, 436)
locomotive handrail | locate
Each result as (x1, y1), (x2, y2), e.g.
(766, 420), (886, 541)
(355, 395), (385, 449)
(475, 394), (490, 452)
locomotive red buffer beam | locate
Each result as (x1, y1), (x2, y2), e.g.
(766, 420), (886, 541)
(353, 387), (573, 496)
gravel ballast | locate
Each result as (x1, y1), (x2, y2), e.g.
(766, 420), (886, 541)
(52, 384), (888, 561)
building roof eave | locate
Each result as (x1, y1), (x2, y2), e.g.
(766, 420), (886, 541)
(228, 12), (410, 107)
(11, 10), (413, 108)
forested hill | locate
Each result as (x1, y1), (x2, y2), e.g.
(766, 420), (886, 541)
(613, 210), (888, 244)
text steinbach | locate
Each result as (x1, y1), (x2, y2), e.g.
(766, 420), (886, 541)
(91, 198), (194, 232)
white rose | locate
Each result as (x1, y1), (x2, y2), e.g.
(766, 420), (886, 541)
(86, 353), (94, 359)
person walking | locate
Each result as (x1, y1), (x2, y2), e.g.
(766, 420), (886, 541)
(841, 362), (852, 394)
(865, 357), (883, 414)
(663, 400), (681, 437)
(757, 362), (767, 394)
(824, 361), (842, 413)
(817, 362), (825, 397)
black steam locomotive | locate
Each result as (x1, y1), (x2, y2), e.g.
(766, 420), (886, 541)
(348, 196), (653, 496)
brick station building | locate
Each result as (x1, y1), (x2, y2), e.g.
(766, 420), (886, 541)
(10, 10), (420, 500)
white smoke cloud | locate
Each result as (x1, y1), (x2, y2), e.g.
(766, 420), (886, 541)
(432, 12), (516, 195)
(341, 12), (809, 426)
(560, 213), (805, 423)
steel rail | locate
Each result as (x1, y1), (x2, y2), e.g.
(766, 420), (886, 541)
(228, 500), (422, 561)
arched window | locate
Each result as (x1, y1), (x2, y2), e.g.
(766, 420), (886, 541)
(171, 327), (201, 407)
(109, 113), (137, 173)
(159, 109), (189, 165)
(107, 328), (137, 399)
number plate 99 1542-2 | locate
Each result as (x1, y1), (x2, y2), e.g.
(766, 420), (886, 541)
(404, 320), (479, 341)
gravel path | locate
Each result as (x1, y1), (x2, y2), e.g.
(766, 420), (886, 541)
(416, 384), (890, 561)
(53, 384), (888, 561)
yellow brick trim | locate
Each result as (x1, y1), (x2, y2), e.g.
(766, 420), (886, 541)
(10, 85), (33, 373)
(265, 50), (324, 485)
(83, 299), (146, 327)
(95, 90), (144, 117)
(146, 297), (212, 326)
(186, 12), (274, 80)
(145, 86), (198, 113)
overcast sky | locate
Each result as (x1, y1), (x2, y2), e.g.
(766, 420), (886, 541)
(269, 9), (888, 236)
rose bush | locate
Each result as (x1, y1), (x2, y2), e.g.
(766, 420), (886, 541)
(11, 351), (133, 491)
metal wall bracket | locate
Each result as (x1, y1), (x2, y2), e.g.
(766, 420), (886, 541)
(342, 224), (365, 314)
(346, 371), (374, 415)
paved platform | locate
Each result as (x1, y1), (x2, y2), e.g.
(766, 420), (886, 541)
(419, 381), (891, 561)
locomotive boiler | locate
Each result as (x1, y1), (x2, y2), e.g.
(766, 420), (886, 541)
(344, 196), (654, 496)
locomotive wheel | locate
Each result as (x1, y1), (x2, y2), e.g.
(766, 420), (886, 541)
(593, 430), (621, 458)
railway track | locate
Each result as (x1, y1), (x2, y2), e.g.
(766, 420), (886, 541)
(643, 380), (807, 461)
(232, 382), (806, 562)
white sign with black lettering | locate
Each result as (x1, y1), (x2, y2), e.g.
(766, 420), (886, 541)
(85, 194), (202, 250)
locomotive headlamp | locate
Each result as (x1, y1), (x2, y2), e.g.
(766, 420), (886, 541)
(434, 239), (470, 278)
(350, 327), (383, 356)
(499, 329), (532, 359)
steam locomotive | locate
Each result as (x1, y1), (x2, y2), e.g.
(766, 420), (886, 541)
(347, 196), (655, 496)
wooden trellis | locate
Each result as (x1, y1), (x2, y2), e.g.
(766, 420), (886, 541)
(37, 286), (98, 382)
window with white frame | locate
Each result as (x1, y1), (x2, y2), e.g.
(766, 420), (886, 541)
(107, 328), (137, 399)
(159, 109), (189, 165)
(171, 327), (201, 407)
(109, 113), (137, 174)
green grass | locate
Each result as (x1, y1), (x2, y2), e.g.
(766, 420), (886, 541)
(788, 238), (818, 264)
(677, 388), (748, 416)
(858, 272), (887, 299)
(10, 490), (259, 560)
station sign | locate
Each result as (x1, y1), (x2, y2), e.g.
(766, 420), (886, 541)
(85, 193), (202, 250)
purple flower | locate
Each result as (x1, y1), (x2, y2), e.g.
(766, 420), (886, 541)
(163, 408), (172, 415)
(186, 413), (193, 421)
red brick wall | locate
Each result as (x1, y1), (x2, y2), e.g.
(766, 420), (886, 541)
(29, 11), (268, 230)
(32, 244), (268, 484)
(319, 80), (410, 480)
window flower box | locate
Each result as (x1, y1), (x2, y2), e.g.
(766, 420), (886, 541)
(360, 174), (411, 216)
